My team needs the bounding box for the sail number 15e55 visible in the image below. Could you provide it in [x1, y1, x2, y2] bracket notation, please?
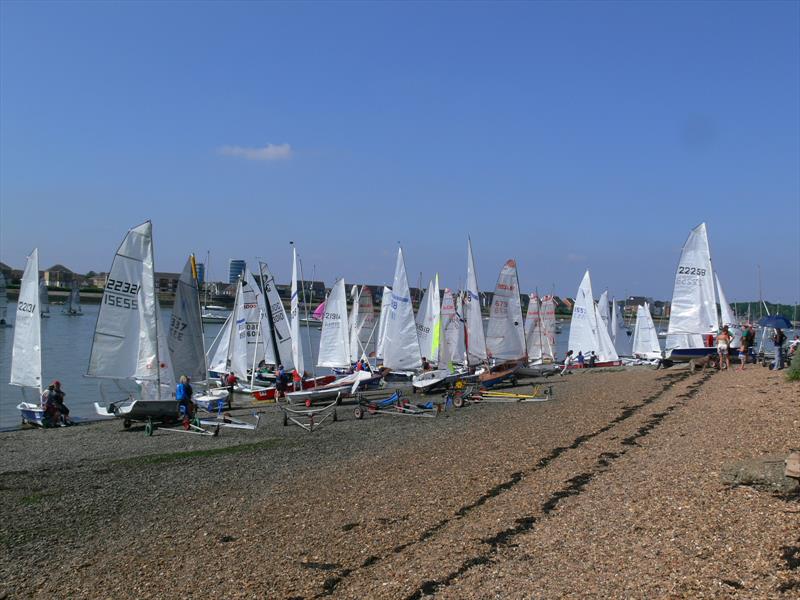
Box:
[105, 277, 140, 309]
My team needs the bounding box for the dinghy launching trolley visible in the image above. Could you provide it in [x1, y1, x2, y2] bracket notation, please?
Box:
[353, 389, 439, 419]
[445, 381, 553, 407]
[278, 397, 338, 432]
[143, 414, 219, 437]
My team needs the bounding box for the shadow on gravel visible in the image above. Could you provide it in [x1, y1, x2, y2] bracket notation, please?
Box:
[312, 370, 706, 599]
[402, 371, 714, 600]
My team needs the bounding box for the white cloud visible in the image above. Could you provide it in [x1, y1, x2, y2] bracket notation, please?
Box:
[218, 143, 292, 161]
[566, 253, 586, 263]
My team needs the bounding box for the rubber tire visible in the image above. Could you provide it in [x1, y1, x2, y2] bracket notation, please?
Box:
[453, 395, 464, 409]
[282, 412, 288, 426]
[123, 419, 132, 429]
[333, 409, 338, 422]
[144, 422, 154, 436]
[354, 406, 364, 419]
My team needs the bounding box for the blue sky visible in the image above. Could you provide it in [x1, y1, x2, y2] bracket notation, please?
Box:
[1, 1, 798, 303]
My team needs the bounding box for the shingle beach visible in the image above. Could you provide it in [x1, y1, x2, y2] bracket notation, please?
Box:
[2, 365, 798, 599]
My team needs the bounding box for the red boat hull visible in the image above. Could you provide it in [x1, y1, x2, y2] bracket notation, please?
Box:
[251, 375, 337, 401]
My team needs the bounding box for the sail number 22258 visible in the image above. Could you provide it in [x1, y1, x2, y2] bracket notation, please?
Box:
[677, 266, 707, 276]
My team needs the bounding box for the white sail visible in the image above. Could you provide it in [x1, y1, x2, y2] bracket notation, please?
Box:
[540, 296, 556, 359]
[229, 273, 266, 379]
[376, 286, 392, 360]
[207, 313, 232, 373]
[383, 248, 422, 371]
[167, 257, 206, 383]
[348, 285, 360, 363]
[666, 223, 719, 349]
[259, 262, 294, 370]
[594, 302, 619, 362]
[597, 290, 610, 335]
[441, 288, 465, 365]
[715, 273, 741, 348]
[290, 247, 305, 375]
[39, 278, 50, 316]
[69, 280, 82, 314]
[416, 276, 441, 364]
[632, 303, 662, 359]
[0, 272, 8, 322]
[567, 270, 603, 358]
[317, 278, 351, 368]
[10, 249, 42, 390]
[87, 221, 161, 384]
[610, 297, 618, 344]
[350, 286, 376, 362]
[486, 260, 526, 361]
[525, 294, 553, 361]
[465, 238, 487, 364]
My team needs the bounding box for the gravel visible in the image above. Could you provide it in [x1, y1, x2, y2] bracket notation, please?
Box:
[1, 365, 798, 598]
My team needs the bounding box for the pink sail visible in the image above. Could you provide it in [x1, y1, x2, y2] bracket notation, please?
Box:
[312, 301, 326, 321]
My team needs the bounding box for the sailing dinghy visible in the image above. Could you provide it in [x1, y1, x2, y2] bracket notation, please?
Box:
[0, 272, 10, 327]
[631, 303, 663, 361]
[62, 280, 83, 315]
[664, 223, 722, 363]
[167, 255, 229, 412]
[12, 249, 49, 426]
[566, 270, 620, 367]
[39, 279, 50, 318]
[91, 222, 180, 424]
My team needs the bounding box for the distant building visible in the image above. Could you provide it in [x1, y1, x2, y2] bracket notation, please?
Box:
[85, 273, 108, 288]
[229, 259, 246, 283]
[43, 264, 76, 288]
[154, 272, 180, 293]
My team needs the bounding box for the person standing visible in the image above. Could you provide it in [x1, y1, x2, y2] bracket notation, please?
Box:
[576, 351, 585, 369]
[560, 350, 574, 376]
[716, 326, 732, 371]
[51, 380, 71, 425]
[772, 328, 787, 370]
[225, 372, 237, 409]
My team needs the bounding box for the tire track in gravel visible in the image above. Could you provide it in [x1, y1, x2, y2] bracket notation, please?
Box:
[308, 369, 699, 599]
[404, 371, 715, 599]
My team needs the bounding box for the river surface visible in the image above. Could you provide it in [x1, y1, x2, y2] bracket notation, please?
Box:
[0, 302, 595, 430]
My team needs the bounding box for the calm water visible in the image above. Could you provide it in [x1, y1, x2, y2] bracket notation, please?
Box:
[0, 302, 586, 430]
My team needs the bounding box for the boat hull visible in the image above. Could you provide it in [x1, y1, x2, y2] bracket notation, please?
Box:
[665, 347, 718, 362]
[18, 402, 46, 427]
[94, 400, 179, 421]
[251, 375, 338, 401]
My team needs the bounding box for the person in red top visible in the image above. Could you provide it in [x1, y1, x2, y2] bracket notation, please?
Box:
[225, 372, 237, 409]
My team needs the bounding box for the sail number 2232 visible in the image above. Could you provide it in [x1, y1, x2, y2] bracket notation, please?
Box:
[105, 278, 140, 310]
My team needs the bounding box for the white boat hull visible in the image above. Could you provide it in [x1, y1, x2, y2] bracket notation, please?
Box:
[18, 402, 46, 427]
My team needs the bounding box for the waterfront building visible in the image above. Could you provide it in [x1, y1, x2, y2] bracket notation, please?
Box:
[229, 259, 246, 283]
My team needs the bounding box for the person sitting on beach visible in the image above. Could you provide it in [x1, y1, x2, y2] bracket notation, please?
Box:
[560, 350, 574, 376]
[51, 380, 71, 426]
[40, 384, 60, 427]
[576, 351, 585, 369]
[789, 335, 799, 358]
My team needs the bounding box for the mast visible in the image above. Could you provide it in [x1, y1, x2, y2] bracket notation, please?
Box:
[296, 247, 318, 382]
[191, 254, 210, 382]
[151, 227, 162, 401]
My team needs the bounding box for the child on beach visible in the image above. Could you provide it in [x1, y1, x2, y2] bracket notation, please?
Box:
[737, 345, 746, 371]
[560, 350, 574, 376]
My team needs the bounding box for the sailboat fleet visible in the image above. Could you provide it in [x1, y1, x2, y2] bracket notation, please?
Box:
[6, 219, 766, 428]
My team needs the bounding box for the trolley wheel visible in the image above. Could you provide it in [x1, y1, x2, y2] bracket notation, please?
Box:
[332, 409, 338, 422]
[144, 421, 154, 436]
[453, 395, 464, 409]
[354, 406, 364, 419]
[282, 412, 288, 427]
[123, 419, 132, 429]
